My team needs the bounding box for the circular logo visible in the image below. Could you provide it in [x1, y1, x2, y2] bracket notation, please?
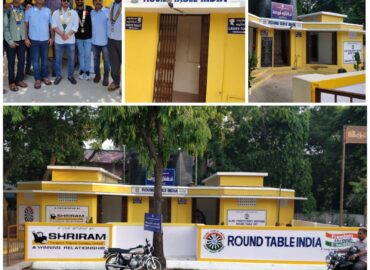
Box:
[24, 206, 34, 222]
[203, 230, 225, 253]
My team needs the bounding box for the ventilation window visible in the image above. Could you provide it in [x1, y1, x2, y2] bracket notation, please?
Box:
[58, 193, 78, 202]
[237, 198, 256, 206]
[24, 193, 34, 202]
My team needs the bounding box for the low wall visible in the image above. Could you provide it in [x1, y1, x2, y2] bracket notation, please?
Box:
[292, 71, 365, 102]
[292, 219, 338, 227]
[24, 222, 359, 265]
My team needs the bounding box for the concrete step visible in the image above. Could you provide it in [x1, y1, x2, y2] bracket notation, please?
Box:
[250, 68, 274, 93]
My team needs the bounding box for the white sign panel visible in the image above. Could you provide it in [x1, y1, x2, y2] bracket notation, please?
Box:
[18, 205, 40, 231]
[343, 42, 362, 64]
[26, 224, 111, 260]
[131, 186, 188, 195]
[46, 206, 89, 223]
[227, 210, 266, 226]
[199, 227, 358, 263]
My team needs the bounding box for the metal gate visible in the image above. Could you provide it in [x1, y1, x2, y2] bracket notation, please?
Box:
[198, 15, 210, 102]
[153, 14, 178, 102]
[6, 225, 25, 266]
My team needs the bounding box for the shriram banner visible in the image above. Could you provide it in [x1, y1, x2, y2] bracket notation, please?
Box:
[26, 223, 111, 260]
[199, 226, 358, 263]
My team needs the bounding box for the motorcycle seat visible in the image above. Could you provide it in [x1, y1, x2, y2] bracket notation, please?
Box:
[107, 248, 131, 253]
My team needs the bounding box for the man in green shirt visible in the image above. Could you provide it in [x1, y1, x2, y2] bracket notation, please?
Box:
[4, 0, 28, 92]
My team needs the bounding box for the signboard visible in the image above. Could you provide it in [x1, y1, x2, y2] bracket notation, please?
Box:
[25, 223, 111, 260]
[125, 17, 143, 30]
[345, 126, 367, 144]
[228, 18, 245, 34]
[198, 226, 359, 263]
[261, 18, 302, 29]
[271, 2, 293, 20]
[295, 31, 302, 38]
[227, 210, 266, 226]
[46, 206, 89, 223]
[343, 42, 362, 64]
[19, 205, 40, 231]
[132, 186, 188, 195]
[144, 213, 162, 233]
[140, 0, 230, 3]
[146, 168, 176, 186]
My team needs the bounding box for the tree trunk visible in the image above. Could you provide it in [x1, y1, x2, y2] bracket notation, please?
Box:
[153, 161, 166, 267]
[42, 152, 56, 181]
[3, 155, 17, 183]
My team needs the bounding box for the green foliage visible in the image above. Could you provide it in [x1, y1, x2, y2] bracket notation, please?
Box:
[248, 53, 258, 89]
[3, 106, 96, 183]
[353, 52, 362, 71]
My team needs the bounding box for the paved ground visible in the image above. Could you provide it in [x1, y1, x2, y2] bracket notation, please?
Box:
[3, 59, 121, 103]
[249, 73, 313, 103]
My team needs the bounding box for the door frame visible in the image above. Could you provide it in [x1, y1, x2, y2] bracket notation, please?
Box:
[153, 14, 210, 103]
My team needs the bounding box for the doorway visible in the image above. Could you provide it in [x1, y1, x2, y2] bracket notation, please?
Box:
[306, 32, 337, 65]
[274, 30, 290, 66]
[153, 14, 210, 103]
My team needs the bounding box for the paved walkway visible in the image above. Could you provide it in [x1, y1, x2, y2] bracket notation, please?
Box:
[3, 59, 121, 103]
[249, 73, 312, 103]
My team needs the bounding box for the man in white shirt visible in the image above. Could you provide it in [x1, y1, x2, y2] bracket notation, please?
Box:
[51, 0, 79, 85]
[338, 228, 367, 270]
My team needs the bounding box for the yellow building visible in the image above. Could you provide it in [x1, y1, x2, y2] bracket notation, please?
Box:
[248, 11, 365, 72]
[125, 0, 245, 103]
[14, 166, 306, 239]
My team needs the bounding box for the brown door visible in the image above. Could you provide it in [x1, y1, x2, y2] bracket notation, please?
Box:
[332, 32, 337, 65]
[153, 15, 178, 102]
[97, 195, 102, 223]
[121, 197, 128, 222]
[198, 15, 210, 102]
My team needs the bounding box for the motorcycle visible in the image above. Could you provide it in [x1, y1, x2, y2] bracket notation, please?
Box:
[104, 238, 162, 270]
[326, 246, 360, 270]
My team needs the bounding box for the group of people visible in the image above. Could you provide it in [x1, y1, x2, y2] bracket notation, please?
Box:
[3, 0, 121, 92]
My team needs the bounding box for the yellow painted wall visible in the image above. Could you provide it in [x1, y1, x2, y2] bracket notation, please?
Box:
[219, 176, 264, 187]
[125, 12, 159, 102]
[51, 170, 118, 183]
[17, 193, 97, 239]
[337, 31, 365, 71]
[127, 196, 149, 223]
[206, 13, 245, 102]
[171, 198, 192, 223]
[219, 198, 294, 226]
[290, 30, 306, 69]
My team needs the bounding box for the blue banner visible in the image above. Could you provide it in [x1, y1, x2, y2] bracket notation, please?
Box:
[144, 213, 162, 233]
[146, 168, 176, 186]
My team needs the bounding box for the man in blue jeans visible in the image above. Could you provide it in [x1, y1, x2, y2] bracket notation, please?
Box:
[51, 0, 79, 85]
[25, 0, 54, 89]
[91, 0, 109, 86]
[4, 0, 28, 92]
[75, 0, 93, 80]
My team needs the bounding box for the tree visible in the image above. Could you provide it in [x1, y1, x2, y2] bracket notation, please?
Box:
[98, 106, 213, 266]
[3, 106, 95, 184]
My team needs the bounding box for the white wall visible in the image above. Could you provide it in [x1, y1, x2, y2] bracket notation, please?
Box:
[318, 32, 332, 64]
[111, 224, 198, 258]
[173, 16, 202, 95]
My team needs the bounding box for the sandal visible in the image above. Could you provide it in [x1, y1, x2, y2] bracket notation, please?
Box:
[9, 83, 19, 92]
[34, 80, 42, 89]
[108, 82, 120, 92]
[42, 78, 52, 85]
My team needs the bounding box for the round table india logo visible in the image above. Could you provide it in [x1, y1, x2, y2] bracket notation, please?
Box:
[203, 230, 225, 253]
[24, 206, 34, 222]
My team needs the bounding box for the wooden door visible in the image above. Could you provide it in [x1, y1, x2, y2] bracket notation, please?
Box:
[153, 15, 178, 102]
[198, 15, 210, 102]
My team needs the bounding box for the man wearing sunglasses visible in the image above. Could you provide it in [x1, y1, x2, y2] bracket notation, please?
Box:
[338, 228, 367, 270]
[51, 0, 79, 85]
[75, 0, 93, 81]
[107, 0, 121, 92]
[91, 0, 110, 86]
[25, 0, 54, 89]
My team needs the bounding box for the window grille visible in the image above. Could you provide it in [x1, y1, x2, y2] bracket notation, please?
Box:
[58, 193, 78, 202]
[237, 198, 256, 206]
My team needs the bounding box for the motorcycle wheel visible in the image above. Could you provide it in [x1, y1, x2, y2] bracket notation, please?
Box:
[105, 254, 123, 270]
[145, 257, 162, 270]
